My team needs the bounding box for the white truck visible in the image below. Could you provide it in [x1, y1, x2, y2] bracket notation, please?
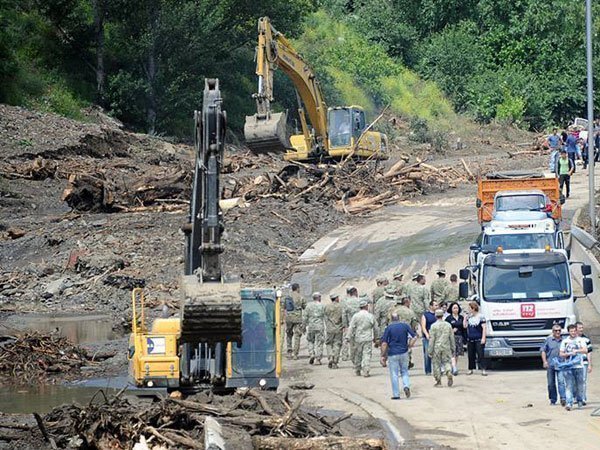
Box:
[469, 212, 565, 265]
[459, 248, 593, 359]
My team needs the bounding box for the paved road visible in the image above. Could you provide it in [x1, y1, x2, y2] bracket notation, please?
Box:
[283, 166, 600, 449]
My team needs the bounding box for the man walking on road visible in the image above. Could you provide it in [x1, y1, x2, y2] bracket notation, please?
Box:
[325, 293, 344, 369]
[428, 309, 455, 387]
[374, 287, 397, 341]
[559, 324, 588, 410]
[431, 269, 450, 303]
[555, 150, 574, 199]
[342, 286, 360, 361]
[547, 128, 562, 172]
[285, 283, 306, 359]
[381, 312, 417, 400]
[410, 274, 430, 318]
[303, 292, 325, 365]
[540, 324, 566, 405]
[576, 321, 592, 405]
[348, 298, 375, 377]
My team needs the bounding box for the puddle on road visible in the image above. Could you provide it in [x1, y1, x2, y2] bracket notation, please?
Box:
[2, 313, 118, 344]
[0, 383, 121, 414]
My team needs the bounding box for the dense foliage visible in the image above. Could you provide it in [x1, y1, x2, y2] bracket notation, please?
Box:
[328, 0, 599, 129]
[2, 0, 598, 134]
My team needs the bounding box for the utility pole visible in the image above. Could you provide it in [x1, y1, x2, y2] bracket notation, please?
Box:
[586, 0, 596, 235]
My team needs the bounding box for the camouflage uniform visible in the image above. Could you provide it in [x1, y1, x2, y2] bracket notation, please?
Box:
[431, 278, 451, 303]
[371, 286, 385, 307]
[348, 307, 375, 377]
[374, 291, 395, 340]
[303, 299, 325, 363]
[410, 284, 430, 318]
[324, 300, 343, 367]
[388, 304, 418, 330]
[444, 283, 460, 303]
[428, 319, 456, 385]
[285, 292, 306, 358]
[341, 296, 360, 361]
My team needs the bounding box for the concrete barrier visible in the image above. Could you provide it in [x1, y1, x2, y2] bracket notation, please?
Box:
[570, 226, 600, 315]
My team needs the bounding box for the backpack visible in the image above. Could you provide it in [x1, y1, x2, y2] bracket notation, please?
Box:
[284, 296, 295, 312]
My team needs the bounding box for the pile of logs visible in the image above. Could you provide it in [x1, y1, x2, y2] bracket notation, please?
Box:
[0, 332, 90, 382]
[40, 389, 386, 450]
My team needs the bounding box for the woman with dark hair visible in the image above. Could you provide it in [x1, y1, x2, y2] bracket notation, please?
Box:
[445, 302, 465, 375]
[463, 301, 487, 376]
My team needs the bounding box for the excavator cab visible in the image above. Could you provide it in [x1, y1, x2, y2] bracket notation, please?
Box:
[328, 107, 366, 148]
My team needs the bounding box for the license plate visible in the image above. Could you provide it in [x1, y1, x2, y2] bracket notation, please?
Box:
[489, 348, 513, 357]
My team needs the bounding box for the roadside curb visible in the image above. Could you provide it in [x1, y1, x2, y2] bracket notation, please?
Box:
[328, 388, 406, 447]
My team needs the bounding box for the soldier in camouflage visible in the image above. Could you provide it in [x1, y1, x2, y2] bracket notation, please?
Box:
[284, 283, 306, 359]
[389, 271, 405, 296]
[348, 299, 375, 377]
[410, 274, 430, 318]
[430, 269, 451, 304]
[324, 293, 343, 369]
[428, 309, 456, 387]
[303, 292, 326, 365]
[374, 286, 397, 340]
[371, 277, 389, 308]
[387, 296, 418, 331]
[341, 286, 360, 361]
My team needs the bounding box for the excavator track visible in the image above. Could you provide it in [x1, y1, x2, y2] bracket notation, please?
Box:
[179, 276, 242, 344]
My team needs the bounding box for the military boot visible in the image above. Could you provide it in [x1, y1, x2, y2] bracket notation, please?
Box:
[447, 374, 454, 387]
[309, 357, 314, 365]
[328, 360, 333, 369]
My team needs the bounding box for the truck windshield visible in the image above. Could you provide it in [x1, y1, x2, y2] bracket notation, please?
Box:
[485, 233, 555, 250]
[496, 195, 546, 212]
[231, 298, 276, 376]
[482, 262, 570, 302]
[328, 109, 352, 148]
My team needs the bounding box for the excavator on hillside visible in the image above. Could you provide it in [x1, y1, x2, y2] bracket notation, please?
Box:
[128, 79, 281, 392]
[244, 16, 388, 161]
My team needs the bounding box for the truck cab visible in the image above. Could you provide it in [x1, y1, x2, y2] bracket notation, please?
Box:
[469, 215, 564, 265]
[460, 248, 593, 359]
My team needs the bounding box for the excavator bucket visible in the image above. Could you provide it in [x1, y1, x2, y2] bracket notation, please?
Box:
[244, 111, 289, 153]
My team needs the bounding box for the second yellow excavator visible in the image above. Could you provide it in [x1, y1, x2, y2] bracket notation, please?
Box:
[244, 17, 388, 161]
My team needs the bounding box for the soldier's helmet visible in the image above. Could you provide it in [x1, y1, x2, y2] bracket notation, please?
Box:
[359, 298, 369, 308]
[384, 286, 396, 297]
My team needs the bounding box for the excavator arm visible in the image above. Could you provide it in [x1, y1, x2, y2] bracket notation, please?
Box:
[245, 16, 329, 156]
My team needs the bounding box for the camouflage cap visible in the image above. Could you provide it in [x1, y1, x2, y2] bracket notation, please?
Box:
[330, 293, 339, 300]
[411, 272, 422, 281]
[346, 285, 355, 293]
[435, 308, 444, 317]
[436, 269, 447, 275]
[312, 292, 322, 299]
[393, 270, 403, 279]
[359, 298, 369, 308]
[376, 277, 388, 283]
[384, 286, 396, 296]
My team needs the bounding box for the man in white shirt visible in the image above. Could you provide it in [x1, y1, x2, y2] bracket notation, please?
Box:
[559, 324, 588, 410]
[576, 321, 593, 405]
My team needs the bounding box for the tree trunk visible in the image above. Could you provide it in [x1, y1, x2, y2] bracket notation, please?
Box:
[92, 0, 106, 105]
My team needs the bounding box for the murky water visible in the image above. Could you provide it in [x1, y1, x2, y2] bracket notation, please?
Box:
[1, 313, 118, 344]
[0, 383, 121, 413]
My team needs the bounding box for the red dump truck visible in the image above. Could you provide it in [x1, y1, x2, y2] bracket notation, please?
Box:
[476, 172, 563, 224]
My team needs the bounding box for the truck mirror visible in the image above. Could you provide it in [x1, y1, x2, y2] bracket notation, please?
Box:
[582, 264, 592, 276]
[476, 199, 482, 208]
[459, 269, 470, 280]
[583, 277, 594, 295]
[469, 244, 480, 251]
[459, 282, 469, 299]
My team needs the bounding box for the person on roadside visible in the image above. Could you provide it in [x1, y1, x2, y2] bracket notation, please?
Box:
[428, 309, 455, 387]
[380, 312, 417, 400]
[576, 321, 593, 405]
[284, 283, 306, 360]
[548, 128, 562, 172]
[303, 292, 325, 365]
[559, 324, 588, 410]
[445, 302, 466, 375]
[464, 301, 487, 376]
[565, 132, 578, 170]
[324, 293, 343, 369]
[555, 150, 575, 199]
[348, 298, 375, 377]
[431, 269, 450, 303]
[420, 300, 439, 375]
[540, 324, 566, 406]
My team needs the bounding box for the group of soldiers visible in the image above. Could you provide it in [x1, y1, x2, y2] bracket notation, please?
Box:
[283, 268, 461, 383]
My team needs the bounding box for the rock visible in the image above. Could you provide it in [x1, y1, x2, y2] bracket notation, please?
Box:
[76, 253, 125, 276]
[44, 277, 70, 296]
[6, 227, 26, 239]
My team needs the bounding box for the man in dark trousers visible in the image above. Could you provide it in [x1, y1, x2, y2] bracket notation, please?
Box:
[555, 149, 574, 198]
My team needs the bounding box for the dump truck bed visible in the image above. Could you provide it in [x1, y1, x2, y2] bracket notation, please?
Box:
[477, 172, 562, 223]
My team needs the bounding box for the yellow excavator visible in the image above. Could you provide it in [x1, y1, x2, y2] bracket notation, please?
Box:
[244, 16, 388, 161]
[128, 79, 281, 392]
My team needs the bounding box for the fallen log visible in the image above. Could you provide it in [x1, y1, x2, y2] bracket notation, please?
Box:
[382, 159, 406, 178]
[461, 158, 474, 180]
[252, 436, 386, 450]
